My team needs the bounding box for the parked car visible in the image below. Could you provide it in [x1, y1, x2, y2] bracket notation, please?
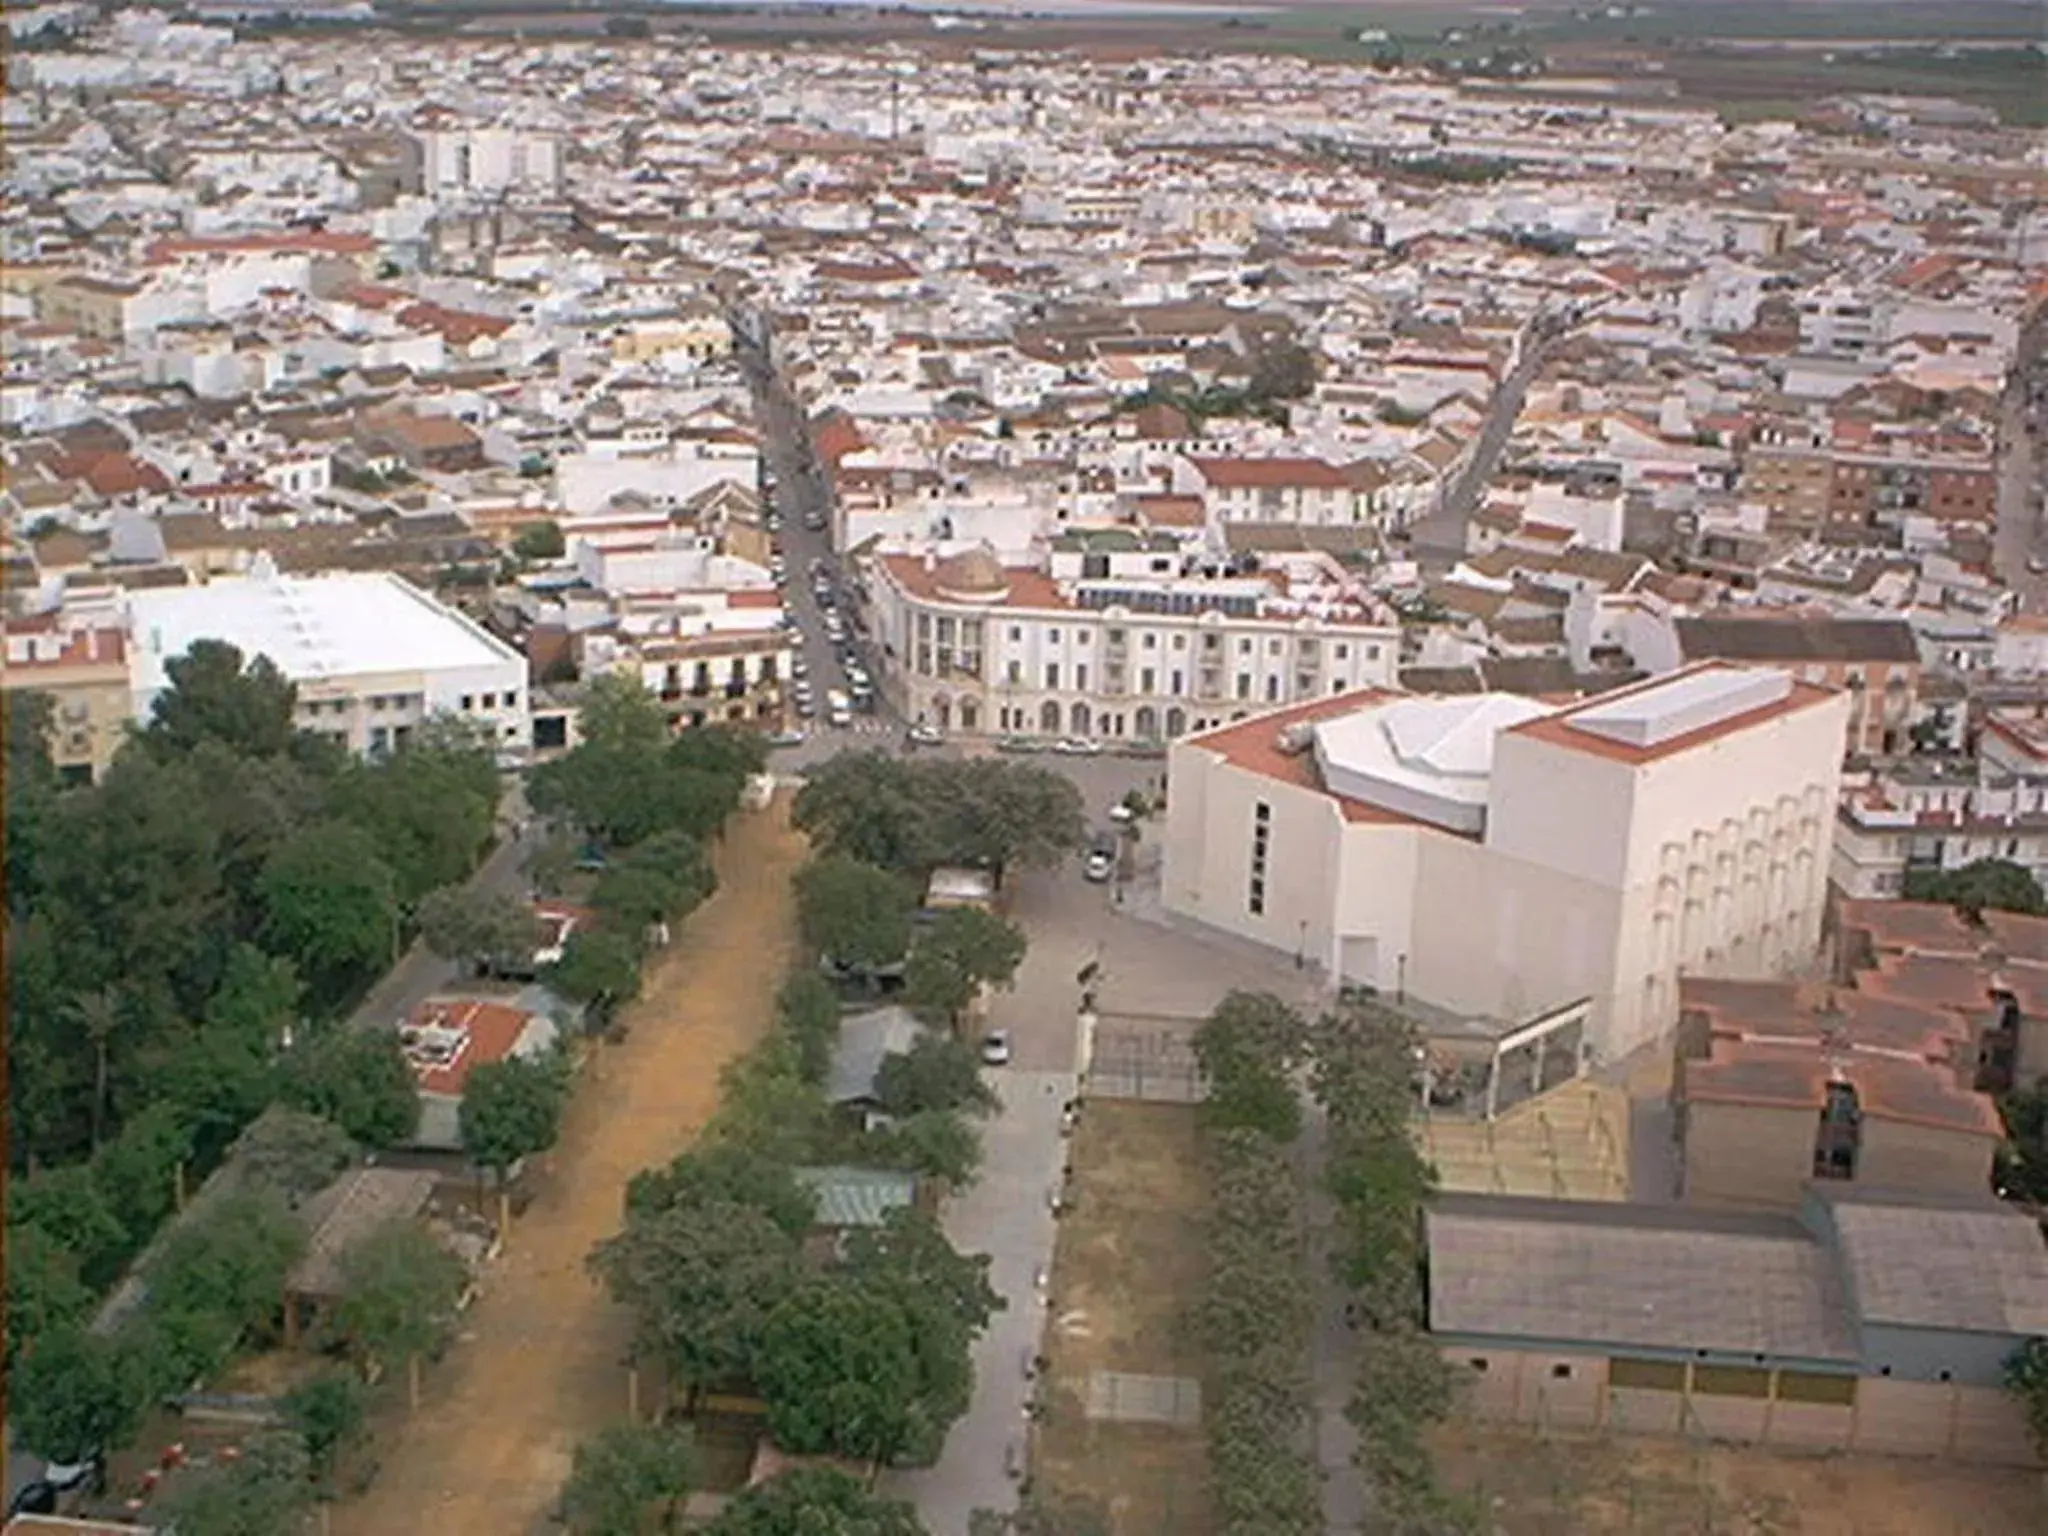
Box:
[1052, 736, 1103, 756]
[906, 723, 944, 748]
[997, 735, 1044, 754]
[789, 655, 809, 679]
[980, 1029, 1012, 1066]
[765, 728, 807, 748]
[1083, 846, 1116, 883]
[1108, 800, 1137, 825]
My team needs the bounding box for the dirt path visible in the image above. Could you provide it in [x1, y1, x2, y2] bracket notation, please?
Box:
[332, 799, 806, 1536]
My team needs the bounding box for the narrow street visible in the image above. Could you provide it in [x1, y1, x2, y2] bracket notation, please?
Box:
[329, 799, 807, 1536]
[1405, 313, 1561, 570]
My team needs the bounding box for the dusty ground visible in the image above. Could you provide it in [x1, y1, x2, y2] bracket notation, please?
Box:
[330, 798, 806, 1536]
[1034, 1101, 1213, 1536]
[1433, 1421, 2048, 1536]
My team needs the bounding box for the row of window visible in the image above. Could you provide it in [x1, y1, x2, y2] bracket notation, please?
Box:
[1248, 801, 1272, 917]
[990, 621, 1376, 664]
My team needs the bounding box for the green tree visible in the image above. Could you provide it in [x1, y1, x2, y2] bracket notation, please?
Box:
[72, 983, 125, 1151]
[460, 1050, 570, 1187]
[624, 1143, 818, 1237]
[147, 1190, 305, 1346]
[4, 1222, 92, 1371]
[10, 1164, 130, 1292]
[513, 519, 567, 562]
[417, 885, 544, 975]
[1904, 857, 2046, 916]
[550, 924, 646, 1012]
[1247, 337, 1320, 401]
[560, 1420, 696, 1536]
[870, 1108, 982, 1187]
[706, 1467, 927, 1536]
[591, 1199, 807, 1392]
[155, 1428, 313, 1536]
[2007, 1336, 2048, 1458]
[333, 1219, 468, 1400]
[756, 1276, 927, 1463]
[1999, 1078, 2048, 1205]
[710, 1034, 832, 1166]
[792, 752, 936, 874]
[528, 675, 745, 849]
[142, 638, 299, 761]
[258, 820, 400, 997]
[92, 1100, 194, 1241]
[10, 1324, 144, 1463]
[796, 855, 918, 968]
[904, 906, 1027, 1025]
[776, 969, 843, 1084]
[280, 1027, 421, 1148]
[1194, 992, 1308, 1142]
[874, 1034, 998, 1120]
[593, 830, 716, 931]
[334, 721, 500, 905]
[239, 1108, 356, 1207]
[920, 758, 1087, 878]
[282, 1369, 368, 1487]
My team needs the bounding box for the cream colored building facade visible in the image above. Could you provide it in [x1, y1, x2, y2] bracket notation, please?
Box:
[1162, 663, 1850, 1063]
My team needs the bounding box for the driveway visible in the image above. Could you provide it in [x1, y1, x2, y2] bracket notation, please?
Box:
[886, 842, 1319, 1532]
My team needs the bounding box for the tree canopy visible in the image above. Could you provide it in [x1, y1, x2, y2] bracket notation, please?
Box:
[461, 1050, 571, 1184]
[874, 1034, 999, 1121]
[9, 1324, 143, 1464]
[796, 854, 919, 968]
[333, 1218, 469, 1371]
[279, 1027, 420, 1148]
[1903, 858, 2046, 917]
[417, 885, 544, 975]
[904, 905, 1027, 1025]
[528, 677, 763, 849]
[706, 1467, 927, 1536]
[155, 1429, 313, 1536]
[793, 752, 1085, 879]
[560, 1420, 696, 1536]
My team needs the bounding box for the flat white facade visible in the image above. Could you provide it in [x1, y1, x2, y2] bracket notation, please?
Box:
[1161, 663, 1850, 1062]
[125, 563, 530, 758]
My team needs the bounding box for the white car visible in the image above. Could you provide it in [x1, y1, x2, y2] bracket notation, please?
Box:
[980, 1029, 1012, 1066]
[1052, 736, 1102, 756]
[906, 723, 944, 748]
[1083, 848, 1115, 883]
[1107, 801, 1137, 825]
[765, 728, 807, 748]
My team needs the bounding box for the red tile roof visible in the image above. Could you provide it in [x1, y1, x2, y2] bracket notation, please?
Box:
[403, 998, 536, 1096]
[1186, 456, 1351, 490]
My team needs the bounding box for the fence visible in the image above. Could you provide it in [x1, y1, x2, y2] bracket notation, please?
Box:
[1085, 1013, 1207, 1103]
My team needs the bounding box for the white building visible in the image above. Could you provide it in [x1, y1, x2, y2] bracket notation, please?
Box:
[125, 559, 530, 759]
[866, 542, 1401, 741]
[416, 128, 563, 200]
[1161, 663, 1850, 1062]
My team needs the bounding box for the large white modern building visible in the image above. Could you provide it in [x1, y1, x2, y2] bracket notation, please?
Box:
[1161, 663, 1852, 1062]
[125, 559, 531, 758]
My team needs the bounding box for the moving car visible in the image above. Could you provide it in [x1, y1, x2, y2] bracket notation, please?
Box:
[906, 722, 943, 748]
[1083, 846, 1116, 883]
[980, 1029, 1012, 1066]
[826, 688, 853, 728]
[1108, 800, 1137, 825]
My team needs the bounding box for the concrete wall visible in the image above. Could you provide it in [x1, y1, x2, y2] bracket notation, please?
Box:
[1441, 1345, 2041, 1468]
[1855, 1119, 1997, 1203]
[1860, 1325, 2030, 1391]
[1680, 1100, 1815, 1209]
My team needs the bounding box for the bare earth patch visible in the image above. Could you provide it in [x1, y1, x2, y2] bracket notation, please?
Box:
[330, 799, 806, 1536]
[1034, 1100, 1213, 1536]
[1432, 1420, 2048, 1536]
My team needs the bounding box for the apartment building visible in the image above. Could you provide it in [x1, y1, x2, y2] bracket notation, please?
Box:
[2, 610, 134, 782]
[1671, 615, 1920, 759]
[1162, 663, 1851, 1063]
[1172, 455, 1387, 529]
[125, 558, 531, 759]
[865, 540, 1400, 742]
[1832, 704, 2048, 899]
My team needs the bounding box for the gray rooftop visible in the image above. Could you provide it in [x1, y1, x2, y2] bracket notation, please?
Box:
[795, 1165, 918, 1229]
[826, 1005, 924, 1106]
[1426, 1195, 1859, 1364]
[288, 1166, 440, 1299]
[1827, 1196, 2048, 1337]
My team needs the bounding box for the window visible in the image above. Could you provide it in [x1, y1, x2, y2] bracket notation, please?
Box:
[1467, 1358, 1489, 1374]
[1008, 660, 1022, 684]
[1366, 645, 1381, 662]
[1107, 627, 1125, 644]
[461, 695, 475, 711]
[1048, 628, 1061, 644]
[480, 693, 496, 709]
[1550, 1364, 1573, 1381]
[1174, 634, 1188, 651]
[1075, 664, 1090, 690]
[1010, 626, 1023, 642]
[1235, 674, 1251, 700]
[1335, 643, 1350, 661]
[1143, 632, 1157, 649]
[504, 691, 518, 709]
[1045, 663, 1061, 689]
[1249, 801, 1271, 915]
[1268, 638, 1282, 656]
[1237, 637, 1252, 655]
